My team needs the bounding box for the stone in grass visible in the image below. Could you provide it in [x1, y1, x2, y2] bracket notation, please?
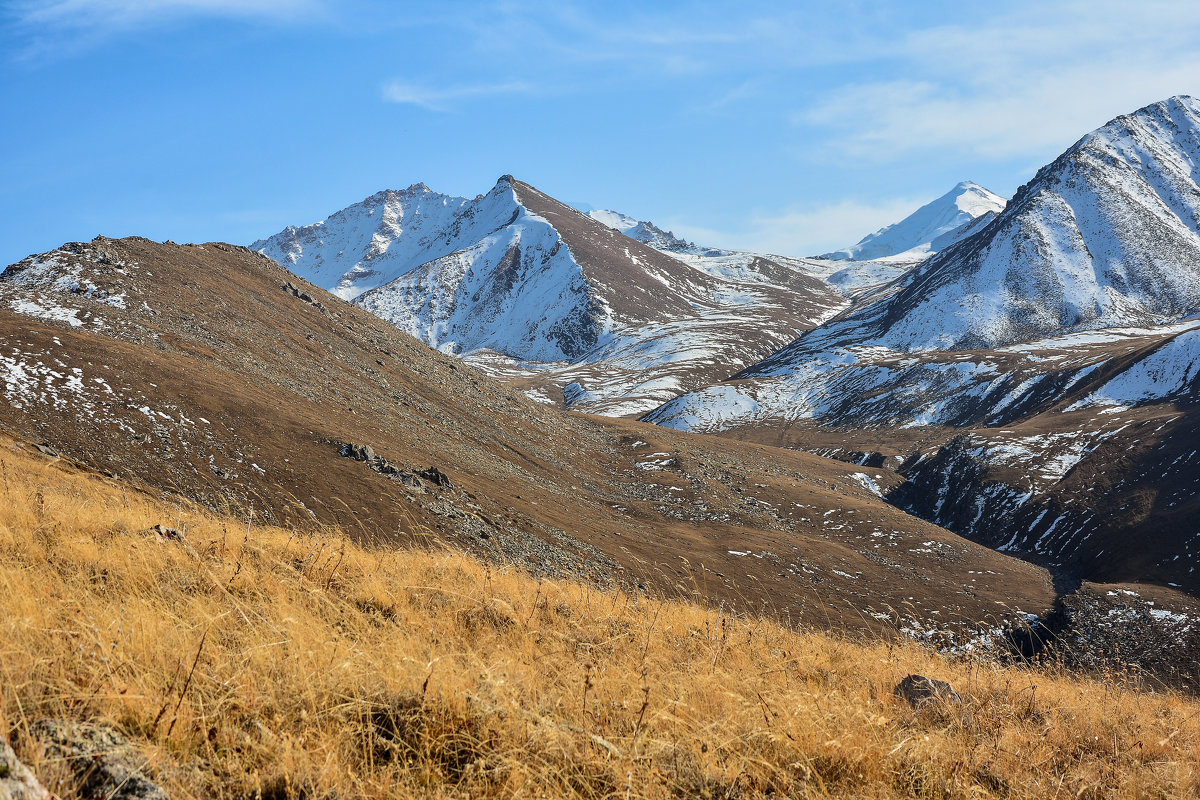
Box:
[0, 738, 51, 800]
[894, 674, 962, 707]
[137, 524, 185, 543]
[29, 720, 168, 800]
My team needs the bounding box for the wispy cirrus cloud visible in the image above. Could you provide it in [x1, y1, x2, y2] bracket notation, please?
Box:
[381, 80, 533, 111]
[666, 196, 923, 257]
[10, 0, 322, 28]
[5, 0, 326, 60]
[797, 0, 1200, 163]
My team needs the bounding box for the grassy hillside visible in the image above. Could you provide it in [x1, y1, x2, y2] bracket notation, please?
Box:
[1, 436, 1198, 799]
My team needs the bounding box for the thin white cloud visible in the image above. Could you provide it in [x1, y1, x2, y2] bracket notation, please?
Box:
[7, 0, 324, 59]
[798, 0, 1200, 162]
[381, 80, 533, 111]
[665, 196, 924, 258]
[697, 78, 766, 113]
[14, 0, 321, 28]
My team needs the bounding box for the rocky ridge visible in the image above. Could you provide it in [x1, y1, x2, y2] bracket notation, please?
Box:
[254, 176, 849, 416]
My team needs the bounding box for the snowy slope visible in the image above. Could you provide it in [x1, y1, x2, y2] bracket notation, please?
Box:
[254, 177, 847, 413]
[352, 180, 613, 361]
[254, 178, 611, 361]
[649, 96, 1200, 433]
[252, 184, 498, 301]
[819, 182, 1005, 261]
[644, 321, 1200, 433]
[586, 210, 699, 254]
[1068, 326, 1200, 410]
[745, 95, 1200, 372]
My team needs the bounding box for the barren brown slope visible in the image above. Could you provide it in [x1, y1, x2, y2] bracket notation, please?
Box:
[0, 236, 1055, 635]
[510, 177, 715, 323]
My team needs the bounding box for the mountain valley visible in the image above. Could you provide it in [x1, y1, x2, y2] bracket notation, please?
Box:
[649, 96, 1200, 599]
[0, 236, 1066, 651]
[4, 97, 1200, 689]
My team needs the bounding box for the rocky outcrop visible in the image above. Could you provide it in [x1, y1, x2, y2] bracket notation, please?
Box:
[0, 738, 50, 800]
[29, 720, 168, 800]
[894, 675, 962, 707]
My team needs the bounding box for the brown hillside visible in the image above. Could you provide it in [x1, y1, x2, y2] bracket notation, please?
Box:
[0, 236, 1054, 635]
[2, 437, 1198, 800]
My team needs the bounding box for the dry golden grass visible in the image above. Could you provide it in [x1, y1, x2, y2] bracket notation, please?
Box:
[1, 440, 1199, 799]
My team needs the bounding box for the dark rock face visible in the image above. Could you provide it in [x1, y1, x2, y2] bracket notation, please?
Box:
[416, 466, 451, 488]
[1005, 583, 1200, 692]
[282, 281, 326, 311]
[546, 298, 605, 361]
[339, 442, 450, 489]
[894, 674, 962, 707]
[342, 442, 377, 463]
[29, 720, 168, 800]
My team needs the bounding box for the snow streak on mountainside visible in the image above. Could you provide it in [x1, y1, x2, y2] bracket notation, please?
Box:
[586, 209, 700, 254]
[645, 321, 1200, 433]
[254, 177, 848, 414]
[796, 96, 1200, 357]
[820, 182, 1005, 261]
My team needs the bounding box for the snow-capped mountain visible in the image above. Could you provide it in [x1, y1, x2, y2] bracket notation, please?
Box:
[254, 176, 709, 362]
[644, 96, 1200, 592]
[819, 181, 1006, 261]
[648, 95, 1200, 432]
[586, 209, 700, 254]
[253, 176, 847, 414]
[801, 96, 1200, 356]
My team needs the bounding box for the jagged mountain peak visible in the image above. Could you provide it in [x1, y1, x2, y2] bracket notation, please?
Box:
[819, 181, 1006, 262]
[586, 208, 698, 254]
[251, 176, 721, 362]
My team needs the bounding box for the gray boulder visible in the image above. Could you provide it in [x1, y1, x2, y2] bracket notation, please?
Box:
[894, 674, 962, 707]
[29, 720, 167, 800]
[0, 739, 50, 800]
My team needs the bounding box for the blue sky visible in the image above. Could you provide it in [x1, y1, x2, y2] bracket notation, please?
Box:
[2, 0, 1199, 266]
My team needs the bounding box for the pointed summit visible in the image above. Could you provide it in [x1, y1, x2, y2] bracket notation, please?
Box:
[820, 182, 1006, 261]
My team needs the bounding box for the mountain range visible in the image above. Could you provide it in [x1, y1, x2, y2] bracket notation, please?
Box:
[249, 94, 1200, 600]
[5, 95, 1200, 679]
[648, 95, 1200, 593]
[254, 175, 849, 416]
